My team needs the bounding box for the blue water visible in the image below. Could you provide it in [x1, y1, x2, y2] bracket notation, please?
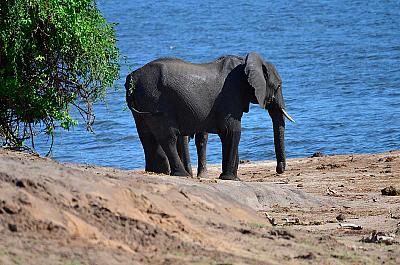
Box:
[37, 0, 400, 169]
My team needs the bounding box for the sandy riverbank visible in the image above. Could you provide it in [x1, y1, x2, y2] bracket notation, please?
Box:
[0, 149, 399, 264]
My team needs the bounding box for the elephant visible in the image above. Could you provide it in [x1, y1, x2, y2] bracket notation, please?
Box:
[125, 52, 294, 180]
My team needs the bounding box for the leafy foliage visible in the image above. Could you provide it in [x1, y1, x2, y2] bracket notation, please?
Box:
[0, 0, 120, 150]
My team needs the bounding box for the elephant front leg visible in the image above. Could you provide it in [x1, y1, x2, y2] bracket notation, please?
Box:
[195, 132, 208, 178]
[218, 120, 241, 181]
[133, 113, 170, 174]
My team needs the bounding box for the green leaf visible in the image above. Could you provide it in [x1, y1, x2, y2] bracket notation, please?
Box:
[0, 0, 121, 151]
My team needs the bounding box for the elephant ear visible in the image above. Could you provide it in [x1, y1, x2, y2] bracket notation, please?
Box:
[244, 52, 267, 109]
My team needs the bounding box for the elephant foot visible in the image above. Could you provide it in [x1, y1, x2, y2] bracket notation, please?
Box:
[219, 173, 240, 181]
[171, 169, 191, 177]
[276, 162, 286, 174]
[197, 169, 208, 179]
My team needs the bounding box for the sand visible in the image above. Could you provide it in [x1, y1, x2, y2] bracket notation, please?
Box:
[0, 149, 399, 264]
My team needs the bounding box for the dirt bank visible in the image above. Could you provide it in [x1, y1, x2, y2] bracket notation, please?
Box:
[0, 149, 399, 264]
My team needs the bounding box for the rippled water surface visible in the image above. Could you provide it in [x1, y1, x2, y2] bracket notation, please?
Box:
[37, 0, 400, 169]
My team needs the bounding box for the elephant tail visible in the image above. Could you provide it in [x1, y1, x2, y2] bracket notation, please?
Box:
[129, 104, 156, 115]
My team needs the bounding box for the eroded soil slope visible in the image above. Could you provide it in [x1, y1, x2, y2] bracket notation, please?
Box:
[0, 149, 399, 265]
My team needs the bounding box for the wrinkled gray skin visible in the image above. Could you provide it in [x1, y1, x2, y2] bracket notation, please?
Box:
[126, 52, 288, 180]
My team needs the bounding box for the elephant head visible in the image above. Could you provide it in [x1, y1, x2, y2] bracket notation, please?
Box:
[244, 52, 294, 174]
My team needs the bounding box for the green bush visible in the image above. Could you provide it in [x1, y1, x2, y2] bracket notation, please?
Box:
[0, 0, 120, 150]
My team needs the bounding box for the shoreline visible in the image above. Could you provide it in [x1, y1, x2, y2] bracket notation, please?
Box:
[6, 147, 398, 172]
[0, 149, 399, 264]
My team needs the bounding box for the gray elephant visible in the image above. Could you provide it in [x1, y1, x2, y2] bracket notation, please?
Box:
[126, 52, 294, 180]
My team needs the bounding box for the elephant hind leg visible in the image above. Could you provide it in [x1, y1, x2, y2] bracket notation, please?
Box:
[147, 118, 190, 177]
[147, 143, 170, 174]
[133, 114, 170, 174]
[158, 135, 190, 176]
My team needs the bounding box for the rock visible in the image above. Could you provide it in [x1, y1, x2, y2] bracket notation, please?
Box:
[238, 228, 254, 235]
[336, 213, 346, 222]
[3, 201, 21, 214]
[284, 217, 300, 225]
[268, 229, 295, 240]
[265, 212, 278, 226]
[295, 252, 316, 260]
[8, 223, 18, 232]
[381, 186, 400, 196]
[310, 152, 325, 158]
[379, 156, 396, 162]
[361, 231, 397, 245]
[17, 192, 31, 205]
[15, 179, 26, 188]
[339, 223, 363, 230]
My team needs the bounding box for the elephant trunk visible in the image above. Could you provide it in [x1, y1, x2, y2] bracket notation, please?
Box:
[268, 107, 286, 174]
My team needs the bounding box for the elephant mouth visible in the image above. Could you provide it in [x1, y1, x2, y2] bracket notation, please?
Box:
[281, 108, 295, 123]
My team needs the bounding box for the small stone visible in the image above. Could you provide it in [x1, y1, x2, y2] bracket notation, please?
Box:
[15, 180, 26, 188]
[336, 213, 346, 222]
[3, 201, 20, 214]
[361, 231, 397, 245]
[384, 157, 395, 162]
[18, 193, 31, 205]
[381, 186, 400, 196]
[295, 252, 316, 260]
[8, 223, 18, 232]
[268, 229, 295, 240]
[310, 152, 325, 158]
